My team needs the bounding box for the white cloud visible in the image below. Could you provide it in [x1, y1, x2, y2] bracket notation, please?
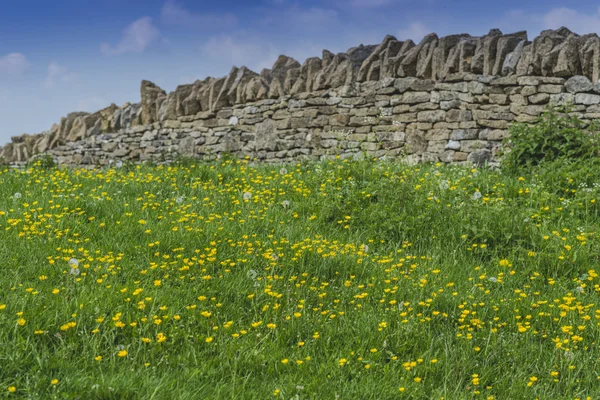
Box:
[45, 62, 76, 89]
[258, 4, 339, 30]
[200, 32, 280, 71]
[541, 7, 600, 35]
[396, 22, 431, 42]
[161, 1, 237, 28]
[0, 53, 30, 75]
[101, 17, 161, 55]
[348, 0, 397, 8]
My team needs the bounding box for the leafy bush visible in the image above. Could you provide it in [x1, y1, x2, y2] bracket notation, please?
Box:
[27, 153, 56, 170]
[499, 104, 600, 174]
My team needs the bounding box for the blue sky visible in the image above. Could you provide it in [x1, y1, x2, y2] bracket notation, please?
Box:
[1, 0, 599, 143]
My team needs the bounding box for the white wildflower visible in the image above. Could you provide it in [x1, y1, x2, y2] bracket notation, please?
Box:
[575, 286, 584, 294]
[564, 350, 574, 360]
[280, 167, 288, 175]
[243, 192, 252, 200]
[362, 244, 369, 253]
[69, 258, 79, 267]
[282, 200, 290, 208]
[115, 160, 123, 168]
[471, 191, 482, 200]
[439, 181, 449, 190]
[69, 268, 80, 276]
[176, 196, 183, 204]
[488, 277, 498, 283]
[13, 192, 21, 199]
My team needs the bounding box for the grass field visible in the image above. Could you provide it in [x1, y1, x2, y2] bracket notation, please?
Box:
[2, 154, 600, 399]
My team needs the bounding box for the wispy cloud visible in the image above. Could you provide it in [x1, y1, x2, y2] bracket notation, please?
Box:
[45, 62, 76, 89]
[101, 17, 161, 55]
[161, 1, 237, 29]
[199, 32, 280, 71]
[0, 53, 30, 75]
[541, 7, 600, 35]
[348, 0, 399, 8]
[396, 22, 431, 42]
[258, 4, 339, 31]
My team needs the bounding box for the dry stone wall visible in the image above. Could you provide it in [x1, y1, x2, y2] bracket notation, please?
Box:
[4, 27, 600, 167]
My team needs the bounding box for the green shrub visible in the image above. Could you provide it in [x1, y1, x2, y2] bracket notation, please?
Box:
[499, 104, 600, 174]
[27, 153, 56, 170]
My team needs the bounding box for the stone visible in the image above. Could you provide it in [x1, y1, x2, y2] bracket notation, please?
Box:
[549, 92, 575, 105]
[450, 129, 478, 140]
[467, 148, 492, 166]
[418, 110, 446, 123]
[565, 76, 593, 93]
[400, 91, 430, 103]
[538, 84, 563, 94]
[528, 93, 550, 104]
[445, 140, 461, 150]
[140, 80, 167, 125]
[575, 93, 600, 105]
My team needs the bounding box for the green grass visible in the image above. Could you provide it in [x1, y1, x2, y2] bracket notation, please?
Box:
[2, 154, 600, 399]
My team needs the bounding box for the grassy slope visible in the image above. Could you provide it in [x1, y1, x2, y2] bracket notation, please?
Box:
[1, 155, 600, 399]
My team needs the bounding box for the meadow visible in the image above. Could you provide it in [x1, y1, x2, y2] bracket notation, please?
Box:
[3, 139, 600, 398]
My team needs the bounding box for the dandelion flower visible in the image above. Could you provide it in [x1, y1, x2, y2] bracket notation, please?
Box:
[117, 350, 127, 357]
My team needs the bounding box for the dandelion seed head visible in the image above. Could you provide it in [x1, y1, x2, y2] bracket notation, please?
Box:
[247, 269, 258, 280]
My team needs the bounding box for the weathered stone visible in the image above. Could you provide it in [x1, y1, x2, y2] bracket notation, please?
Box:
[418, 110, 446, 123]
[565, 76, 593, 93]
[446, 109, 472, 122]
[528, 93, 550, 104]
[549, 92, 575, 105]
[450, 129, 478, 140]
[538, 84, 563, 94]
[140, 80, 167, 125]
[575, 93, 600, 105]
[467, 148, 492, 166]
[400, 91, 430, 103]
